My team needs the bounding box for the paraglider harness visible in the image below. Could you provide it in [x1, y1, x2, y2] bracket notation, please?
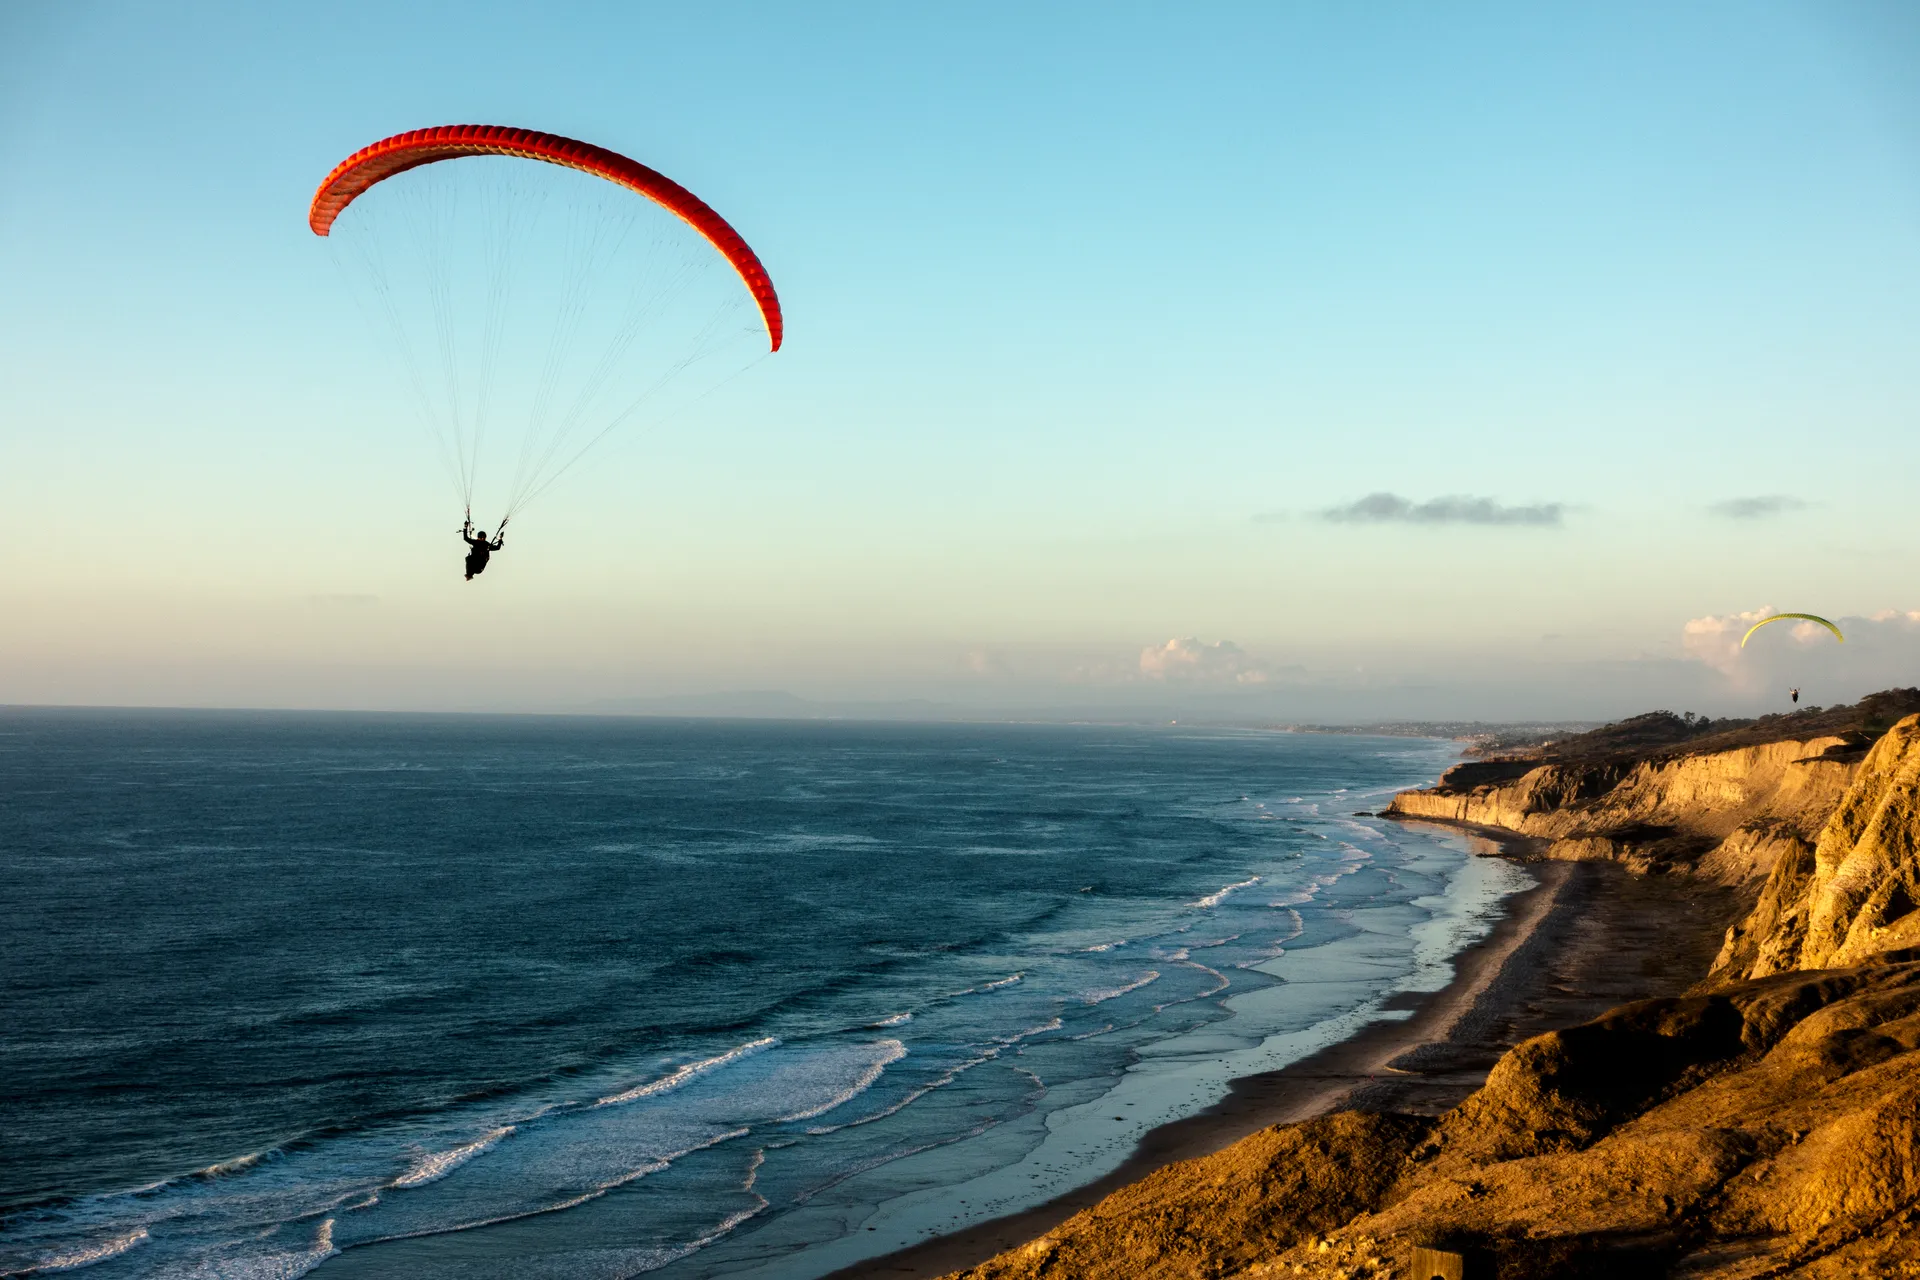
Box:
[461, 508, 507, 581]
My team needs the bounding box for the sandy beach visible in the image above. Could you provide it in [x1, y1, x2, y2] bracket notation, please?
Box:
[829, 821, 1741, 1279]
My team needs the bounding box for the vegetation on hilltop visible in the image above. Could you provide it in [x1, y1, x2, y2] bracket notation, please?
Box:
[1416, 690, 1920, 797]
[1509, 688, 1920, 767]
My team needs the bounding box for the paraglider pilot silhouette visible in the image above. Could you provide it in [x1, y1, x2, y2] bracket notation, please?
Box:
[309, 126, 784, 581]
[461, 517, 505, 581]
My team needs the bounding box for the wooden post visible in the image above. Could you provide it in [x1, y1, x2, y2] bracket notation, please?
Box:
[1410, 1246, 1466, 1280]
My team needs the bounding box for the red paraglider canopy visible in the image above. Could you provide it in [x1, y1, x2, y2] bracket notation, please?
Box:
[309, 125, 783, 352]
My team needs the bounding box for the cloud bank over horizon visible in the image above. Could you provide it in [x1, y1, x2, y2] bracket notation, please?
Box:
[1682, 607, 1920, 697]
[1137, 637, 1285, 685]
[9, 612, 1916, 724]
[1319, 493, 1566, 527]
[1707, 495, 1810, 520]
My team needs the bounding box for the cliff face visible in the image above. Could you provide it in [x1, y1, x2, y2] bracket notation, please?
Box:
[1389, 713, 1920, 988]
[1387, 735, 1855, 880]
[1717, 714, 1920, 980]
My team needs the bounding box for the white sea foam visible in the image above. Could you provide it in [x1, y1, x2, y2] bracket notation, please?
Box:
[113, 1148, 267, 1203]
[619, 1196, 773, 1272]
[391, 1125, 515, 1188]
[806, 1019, 1061, 1136]
[1189, 876, 1260, 908]
[1235, 923, 1303, 966]
[1156, 961, 1230, 1009]
[698, 1199, 769, 1246]
[597, 1037, 779, 1107]
[27, 1228, 150, 1273]
[775, 1040, 907, 1122]
[1001, 1016, 1063, 1043]
[374, 1129, 751, 1245]
[176, 1217, 337, 1280]
[198, 1152, 266, 1179]
[1080, 939, 1127, 952]
[1175, 932, 1241, 952]
[946, 972, 1023, 997]
[1083, 972, 1160, 1005]
[807, 1088, 931, 1136]
[870, 1012, 912, 1027]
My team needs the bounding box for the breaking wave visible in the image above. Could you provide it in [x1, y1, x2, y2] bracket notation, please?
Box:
[391, 1126, 515, 1188]
[776, 1040, 907, 1122]
[597, 1037, 779, 1107]
[1083, 971, 1161, 1005]
[1189, 876, 1261, 908]
[21, 1228, 150, 1274]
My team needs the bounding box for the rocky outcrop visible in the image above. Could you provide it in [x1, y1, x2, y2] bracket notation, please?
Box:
[1389, 736, 1856, 880]
[941, 1112, 1433, 1280]
[947, 957, 1920, 1280]
[1717, 713, 1920, 980]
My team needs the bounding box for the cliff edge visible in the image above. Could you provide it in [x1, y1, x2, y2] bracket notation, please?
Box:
[1385, 729, 1855, 881]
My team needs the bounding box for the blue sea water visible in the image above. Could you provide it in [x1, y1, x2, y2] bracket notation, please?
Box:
[0, 710, 1524, 1279]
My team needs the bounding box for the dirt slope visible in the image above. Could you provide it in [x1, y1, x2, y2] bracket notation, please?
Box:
[949, 957, 1920, 1279]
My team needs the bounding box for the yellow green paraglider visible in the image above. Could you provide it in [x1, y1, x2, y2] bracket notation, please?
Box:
[1739, 613, 1844, 649]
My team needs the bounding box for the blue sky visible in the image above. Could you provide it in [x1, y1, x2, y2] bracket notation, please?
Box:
[3, 1, 1918, 717]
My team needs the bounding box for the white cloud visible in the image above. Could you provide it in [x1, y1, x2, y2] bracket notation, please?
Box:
[1321, 493, 1565, 527]
[1707, 495, 1809, 520]
[1683, 607, 1789, 674]
[1138, 637, 1275, 684]
[961, 647, 1011, 676]
[1683, 607, 1920, 693]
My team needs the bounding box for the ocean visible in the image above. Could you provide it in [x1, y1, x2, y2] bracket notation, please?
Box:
[0, 709, 1525, 1278]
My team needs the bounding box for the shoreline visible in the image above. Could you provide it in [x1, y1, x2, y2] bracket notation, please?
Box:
[828, 820, 1625, 1280]
[830, 818, 1743, 1279]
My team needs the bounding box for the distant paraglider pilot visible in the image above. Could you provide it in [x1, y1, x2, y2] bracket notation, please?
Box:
[1791, 687, 1801, 705]
[461, 519, 505, 581]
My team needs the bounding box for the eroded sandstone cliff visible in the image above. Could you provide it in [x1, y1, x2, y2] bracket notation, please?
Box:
[1386, 735, 1854, 879]
[1718, 713, 1920, 981]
